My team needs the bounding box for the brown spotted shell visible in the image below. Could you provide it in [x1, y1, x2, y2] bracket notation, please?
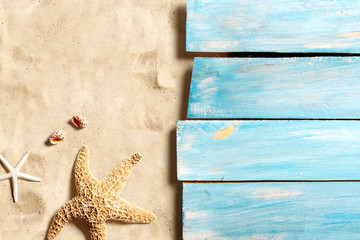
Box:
[49, 130, 65, 144]
[72, 115, 88, 128]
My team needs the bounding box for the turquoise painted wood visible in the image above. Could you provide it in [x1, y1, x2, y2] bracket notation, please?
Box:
[188, 57, 360, 119]
[187, 0, 360, 52]
[183, 182, 360, 239]
[177, 120, 360, 181]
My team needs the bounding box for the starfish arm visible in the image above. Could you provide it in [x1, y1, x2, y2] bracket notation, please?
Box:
[0, 154, 14, 172]
[87, 221, 107, 240]
[106, 197, 156, 224]
[0, 173, 11, 181]
[11, 176, 18, 202]
[47, 198, 81, 240]
[17, 172, 42, 182]
[75, 145, 99, 192]
[101, 153, 142, 196]
[15, 151, 30, 171]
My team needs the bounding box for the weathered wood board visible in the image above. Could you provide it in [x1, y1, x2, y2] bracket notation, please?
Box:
[177, 120, 360, 181]
[188, 57, 360, 119]
[183, 182, 360, 239]
[186, 0, 360, 52]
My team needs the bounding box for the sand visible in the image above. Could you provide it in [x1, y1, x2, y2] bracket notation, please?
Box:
[0, 0, 192, 239]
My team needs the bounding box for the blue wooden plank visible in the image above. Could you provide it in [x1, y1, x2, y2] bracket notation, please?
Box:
[188, 57, 360, 119]
[183, 182, 360, 239]
[177, 120, 360, 181]
[187, 0, 360, 52]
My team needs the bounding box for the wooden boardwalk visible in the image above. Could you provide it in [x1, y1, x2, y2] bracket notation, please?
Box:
[187, 0, 360, 52]
[183, 183, 360, 239]
[178, 120, 360, 181]
[188, 57, 360, 119]
[181, 1, 360, 239]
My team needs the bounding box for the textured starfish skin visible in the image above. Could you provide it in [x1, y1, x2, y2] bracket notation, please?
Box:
[47, 145, 156, 240]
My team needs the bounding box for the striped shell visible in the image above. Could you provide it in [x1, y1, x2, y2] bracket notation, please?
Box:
[72, 115, 88, 128]
[49, 130, 65, 144]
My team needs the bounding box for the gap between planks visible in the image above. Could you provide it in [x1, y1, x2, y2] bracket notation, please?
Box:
[182, 180, 360, 184]
[185, 118, 360, 121]
[185, 52, 360, 58]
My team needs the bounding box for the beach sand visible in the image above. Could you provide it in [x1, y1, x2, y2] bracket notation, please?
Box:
[0, 0, 192, 239]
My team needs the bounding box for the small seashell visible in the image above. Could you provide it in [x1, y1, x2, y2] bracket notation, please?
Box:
[49, 130, 65, 144]
[72, 115, 88, 128]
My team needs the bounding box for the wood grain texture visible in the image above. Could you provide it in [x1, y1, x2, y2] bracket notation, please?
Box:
[177, 120, 360, 181]
[187, 0, 360, 52]
[183, 182, 360, 240]
[188, 57, 360, 119]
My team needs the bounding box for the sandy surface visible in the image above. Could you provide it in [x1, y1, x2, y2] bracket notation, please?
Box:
[0, 0, 193, 239]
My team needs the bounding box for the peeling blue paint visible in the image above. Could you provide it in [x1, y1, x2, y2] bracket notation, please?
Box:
[187, 0, 360, 52]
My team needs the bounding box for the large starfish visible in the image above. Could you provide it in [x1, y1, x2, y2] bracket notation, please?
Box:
[0, 151, 42, 202]
[47, 145, 156, 240]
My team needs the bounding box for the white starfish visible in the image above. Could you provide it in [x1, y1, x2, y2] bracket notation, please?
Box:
[0, 151, 42, 202]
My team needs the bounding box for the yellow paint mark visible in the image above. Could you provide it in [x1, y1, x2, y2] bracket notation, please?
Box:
[252, 188, 302, 200]
[273, 233, 289, 240]
[212, 126, 234, 141]
[303, 43, 350, 49]
[210, 168, 220, 172]
[336, 32, 360, 39]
